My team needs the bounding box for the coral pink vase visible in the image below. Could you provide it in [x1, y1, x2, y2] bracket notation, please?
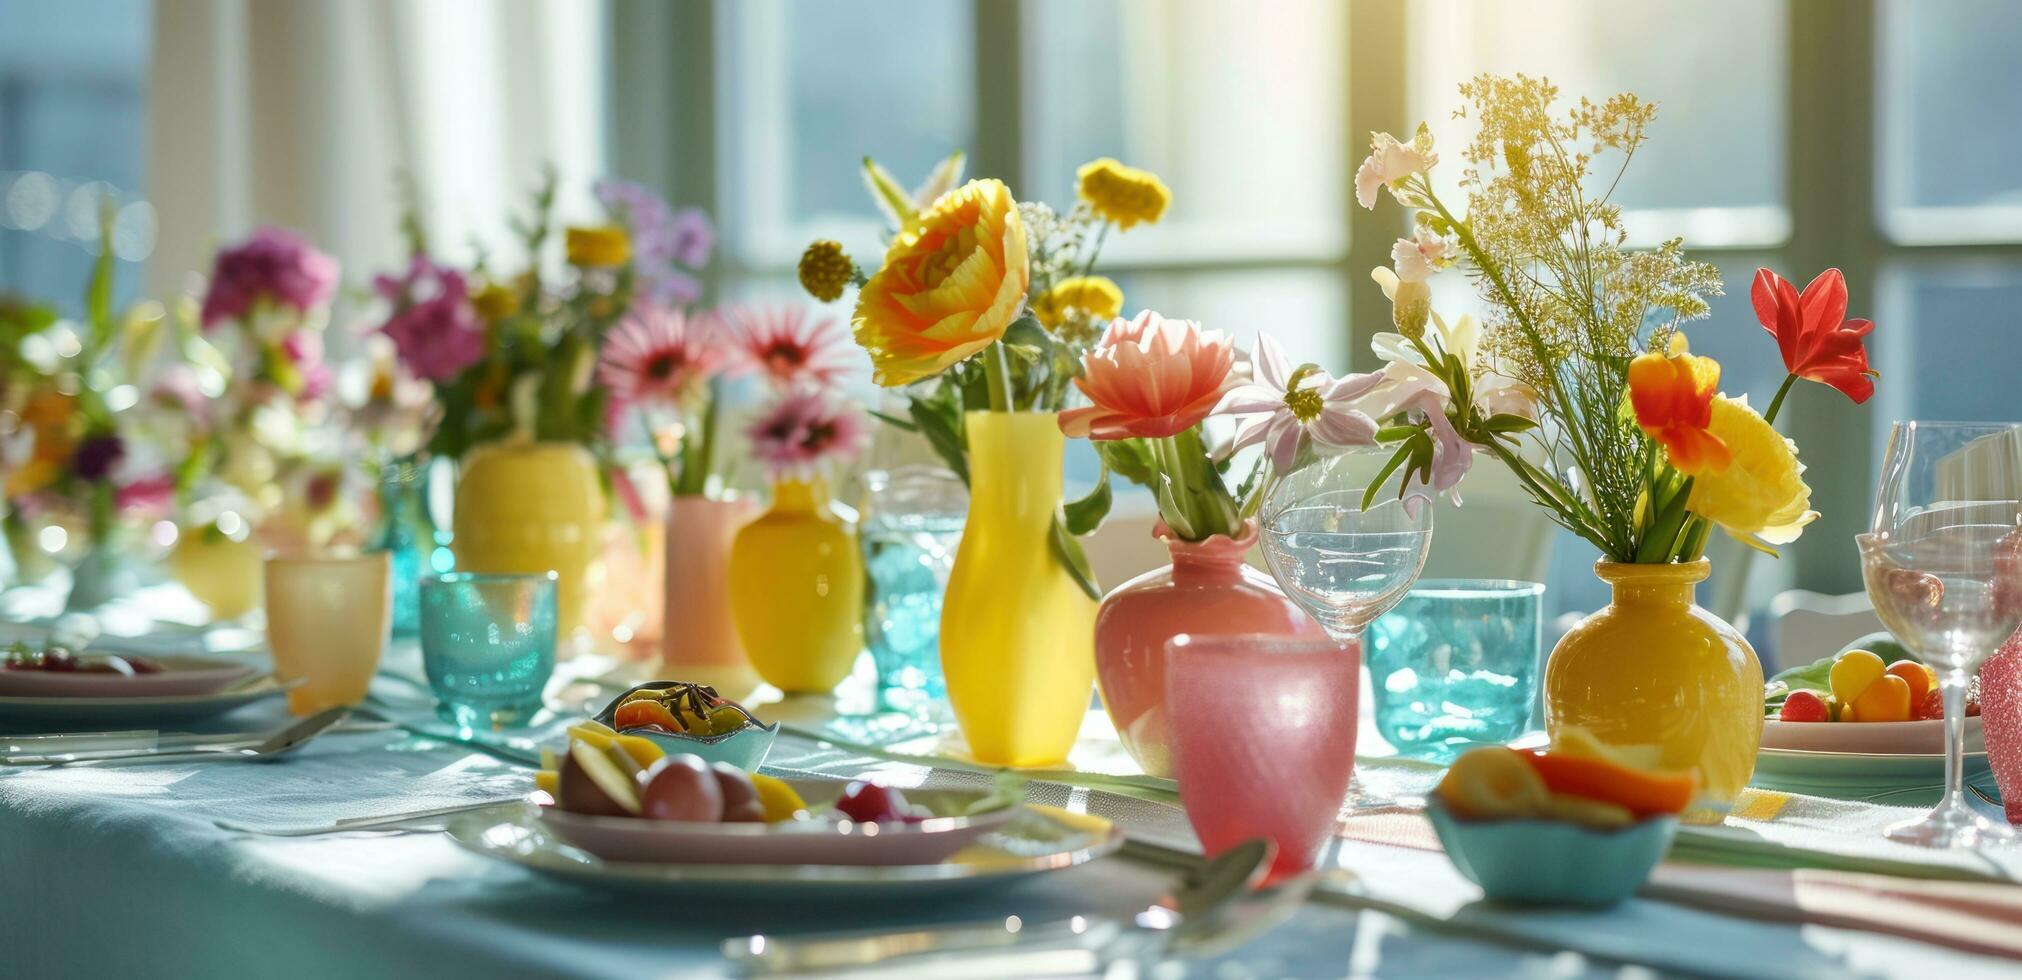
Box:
[662, 495, 761, 699]
[1094, 519, 1328, 777]
[1981, 629, 2022, 824]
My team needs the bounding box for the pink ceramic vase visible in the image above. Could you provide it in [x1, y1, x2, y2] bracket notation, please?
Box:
[662, 495, 762, 699]
[1094, 519, 1328, 776]
[1981, 628, 2022, 824]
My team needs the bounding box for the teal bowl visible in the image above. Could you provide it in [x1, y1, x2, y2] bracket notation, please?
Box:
[1425, 798, 1677, 907]
[592, 683, 779, 771]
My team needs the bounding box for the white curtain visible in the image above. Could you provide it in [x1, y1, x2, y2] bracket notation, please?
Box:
[146, 0, 607, 307]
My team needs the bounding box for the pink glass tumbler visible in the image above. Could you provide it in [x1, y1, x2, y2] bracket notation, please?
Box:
[1165, 633, 1360, 880]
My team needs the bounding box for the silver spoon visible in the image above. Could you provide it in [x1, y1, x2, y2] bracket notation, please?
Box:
[53, 706, 348, 767]
[724, 838, 1291, 975]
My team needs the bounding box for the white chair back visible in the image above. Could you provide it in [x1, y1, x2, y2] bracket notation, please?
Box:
[1767, 589, 1882, 673]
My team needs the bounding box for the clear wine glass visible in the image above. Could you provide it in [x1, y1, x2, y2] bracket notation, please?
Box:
[1260, 454, 1435, 646]
[1858, 420, 2022, 849]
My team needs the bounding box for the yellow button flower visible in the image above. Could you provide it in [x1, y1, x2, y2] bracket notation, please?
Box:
[852, 178, 1030, 387]
[565, 225, 632, 268]
[1031, 275, 1123, 330]
[1688, 396, 1818, 550]
[798, 239, 855, 303]
[1076, 158, 1171, 230]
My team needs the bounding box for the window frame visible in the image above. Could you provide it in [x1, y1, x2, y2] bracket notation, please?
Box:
[607, 0, 2008, 600]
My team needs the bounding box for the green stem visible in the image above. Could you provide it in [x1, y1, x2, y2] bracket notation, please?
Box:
[1081, 221, 1111, 278]
[1762, 373, 1798, 427]
[983, 342, 1013, 413]
[1678, 517, 1712, 562]
[691, 390, 719, 497]
[1636, 474, 1695, 563]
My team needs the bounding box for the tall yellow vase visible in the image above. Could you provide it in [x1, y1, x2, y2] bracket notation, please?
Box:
[452, 441, 606, 636]
[940, 412, 1098, 767]
[727, 480, 864, 693]
[1544, 559, 1763, 819]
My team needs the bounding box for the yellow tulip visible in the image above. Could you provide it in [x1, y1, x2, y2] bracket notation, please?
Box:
[852, 178, 1029, 387]
[1687, 396, 1817, 550]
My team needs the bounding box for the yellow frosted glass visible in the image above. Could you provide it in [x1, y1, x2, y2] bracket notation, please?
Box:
[264, 553, 392, 715]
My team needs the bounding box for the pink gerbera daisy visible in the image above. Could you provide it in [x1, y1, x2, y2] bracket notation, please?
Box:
[723, 304, 855, 391]
[597, 306, 724, 407]
[745, 389, 871, 480]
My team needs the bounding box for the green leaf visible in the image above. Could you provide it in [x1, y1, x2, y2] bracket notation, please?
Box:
[1360, 441, 1417, 511]
[1375, 424, 1421, 444]
[1155, 478, 1197, 541]
[1001, 314, 1054, 349]
[1063, 467, 1112, 535]
[868, 409, 918, 432]
[862, 156, 919, 230]
[1096, 440, 1158, 487]
[1483, 413, 1539, 434]
[908, 393, 969, 485]
[1049, 514, 1103, 601]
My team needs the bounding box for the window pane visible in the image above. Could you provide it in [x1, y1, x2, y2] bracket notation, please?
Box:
[1024, 0, 1346, 263]
[1877, 0, 2022, 242]
[1410, 0, 1788, 246]
[1874, 262, 2022, 429]
[719, 0, 973, 266]
[0, 0, 152, 310]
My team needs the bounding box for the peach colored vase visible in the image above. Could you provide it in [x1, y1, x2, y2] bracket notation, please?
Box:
[1094, 519, 1328, 777]
[662, 495, 761, 698]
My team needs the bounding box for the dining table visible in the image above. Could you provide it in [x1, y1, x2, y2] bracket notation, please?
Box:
[2, 587, 2020, 979]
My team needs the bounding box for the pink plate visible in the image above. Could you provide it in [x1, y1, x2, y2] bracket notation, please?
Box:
[539, 781, 1019, 866]
[0, 656, 259, 699]
[1761, 715, 1985, 755]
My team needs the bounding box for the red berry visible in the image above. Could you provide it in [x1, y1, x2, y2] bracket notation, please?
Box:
[1779, 690, 1830, 722]
[1967, 697, 1981, 717]
[1914, 688, 1944, 721]
[834, 781, 909, 823]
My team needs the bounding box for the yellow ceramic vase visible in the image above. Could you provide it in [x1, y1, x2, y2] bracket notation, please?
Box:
[726, 479, 864, 693]
[168, 524, 263, 620]
[452, 441, 606, 636]
[940, 412, 1098, 767]
[1544, 559, 1764, 819]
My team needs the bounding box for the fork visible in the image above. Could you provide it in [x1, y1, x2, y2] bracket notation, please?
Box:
[53, 706, 348, 767]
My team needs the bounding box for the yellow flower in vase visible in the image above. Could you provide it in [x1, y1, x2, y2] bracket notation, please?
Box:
[566, 225, 632, 268]
[853, 178, 1029, 386]
[1075, 158, 1171, 229]
[1688, 396, 1818, 551]
[1032, 275, 1124, 331]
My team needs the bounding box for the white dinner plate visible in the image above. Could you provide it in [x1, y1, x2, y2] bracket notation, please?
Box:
[0, 655, 259, 699]
[449, 801, 1125, 900]
[0, 675, 291, 730]
[538, 781, 1019, 866]
[1751, 744, 1996, 805]
[1761, 716, 1984, 755]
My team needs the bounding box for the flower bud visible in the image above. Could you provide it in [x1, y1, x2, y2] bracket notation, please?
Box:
[1392, 280, 1432, 339]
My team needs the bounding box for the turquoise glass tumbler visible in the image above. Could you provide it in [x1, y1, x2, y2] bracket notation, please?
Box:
[420, 571, 557, 728]
[1366, 579, 1544, 760]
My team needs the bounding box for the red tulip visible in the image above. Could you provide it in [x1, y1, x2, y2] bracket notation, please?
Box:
[1751, 268, 1876, 405]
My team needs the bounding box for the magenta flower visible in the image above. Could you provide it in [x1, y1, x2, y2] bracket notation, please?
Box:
[70, 434, 125, 482]
[745, 389, 870, 481]
[374, 256, 486, 383]
[278, 329, 332, 401]
[201, 226, 339, 328]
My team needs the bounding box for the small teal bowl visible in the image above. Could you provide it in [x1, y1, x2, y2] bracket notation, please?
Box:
[592, 682, 779, 771]
[1425, 798, 1677, 907]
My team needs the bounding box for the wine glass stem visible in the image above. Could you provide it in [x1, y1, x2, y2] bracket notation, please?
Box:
[1939, 668, 1969, 814]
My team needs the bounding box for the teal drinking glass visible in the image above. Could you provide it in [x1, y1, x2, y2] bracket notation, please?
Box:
[420, 571, 557, 728]
[1365, 579, 1544, 761]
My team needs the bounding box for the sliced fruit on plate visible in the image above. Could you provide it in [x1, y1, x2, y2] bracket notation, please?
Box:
[560, 740, 643, 817]
[750, 773, 808, 823]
